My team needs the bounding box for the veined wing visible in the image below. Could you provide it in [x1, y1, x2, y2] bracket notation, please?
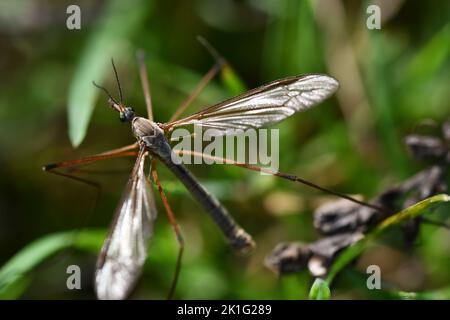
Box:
[164, 74, 339, 136]
[95, 147, 157, 300]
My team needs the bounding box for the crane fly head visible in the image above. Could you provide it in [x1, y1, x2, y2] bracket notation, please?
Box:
[92, 81, 136, 122]
[119, 106, 136, 123]
[106, 99, 135, 122]
[93, 58, 136, 123]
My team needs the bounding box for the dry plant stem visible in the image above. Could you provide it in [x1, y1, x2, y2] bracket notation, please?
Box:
[137, 51, 154, 121]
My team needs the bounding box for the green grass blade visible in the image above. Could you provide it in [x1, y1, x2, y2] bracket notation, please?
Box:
[262, 0, 323, 77]
[0, 232, 74, 298]
[321, 194, 450, 294]
[403, 22, 450, 81]
[309, 278, 331, 300]
[0, 229, 106, 299]
[366, 31, 410, 177]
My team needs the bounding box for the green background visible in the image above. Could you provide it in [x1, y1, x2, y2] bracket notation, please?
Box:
[0, 0, 449, 299]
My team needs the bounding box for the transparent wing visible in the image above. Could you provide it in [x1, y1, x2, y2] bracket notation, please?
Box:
[95, 147, 157, 300]
[164, 74, 339, 136]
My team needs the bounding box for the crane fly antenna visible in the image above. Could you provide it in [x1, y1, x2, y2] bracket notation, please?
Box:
[92, 81, 118, 105]
[111, 58, 124, 103]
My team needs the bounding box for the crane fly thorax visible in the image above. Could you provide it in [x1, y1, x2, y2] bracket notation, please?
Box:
[131, 117, 160, 139]
[132, 117, 172, 158]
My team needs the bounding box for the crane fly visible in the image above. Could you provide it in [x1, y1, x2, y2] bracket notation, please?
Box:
[42, 43, 370, 300]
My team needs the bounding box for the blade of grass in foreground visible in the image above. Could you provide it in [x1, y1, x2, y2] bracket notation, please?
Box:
[0, 229, 106, 299]
[308, 194, 450, 300]
[308, 278, 331, 300]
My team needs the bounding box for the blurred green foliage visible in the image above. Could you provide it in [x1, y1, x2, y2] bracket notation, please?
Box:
[0, 0, 449, 299]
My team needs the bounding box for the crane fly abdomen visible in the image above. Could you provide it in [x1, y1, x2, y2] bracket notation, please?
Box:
[132, 115, 256, 253]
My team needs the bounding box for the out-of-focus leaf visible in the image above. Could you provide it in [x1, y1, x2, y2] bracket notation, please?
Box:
[323, 194, 450, 289]
[403, 23, 450, 81]
[0, 232, 74, 299]
[0, 274, 31, 299]
[262, 0, 323, 77]
[0, 229, 106, 299]
[309, 278, 330, 300]
[68, 0, 149, 147]
[73, 229, 107, 252]
[367, 31, 410, 177]
[397, 23, 450, 119]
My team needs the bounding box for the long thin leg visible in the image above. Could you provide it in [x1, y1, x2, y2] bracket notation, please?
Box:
[43, 143, 140, 228]
[67, 168, 133, 175]
[169, 62, 224, 122]
[150, 160, 184, 300]
[45, 168, 103, 232]
[169, 38, 227, 122]
[173, 149, 391, 215]
[137, 51, 154, 121]
[43, 143, 139, 171]
[34, 169, 103, 281]
[43, 143, 139, 213]
[42, 143, 140, 286]
[43, 143, 138, 196]
[169, 131, 198, 142]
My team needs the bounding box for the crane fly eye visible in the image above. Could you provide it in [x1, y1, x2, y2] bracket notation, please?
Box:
[119, 112, 126, 122]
